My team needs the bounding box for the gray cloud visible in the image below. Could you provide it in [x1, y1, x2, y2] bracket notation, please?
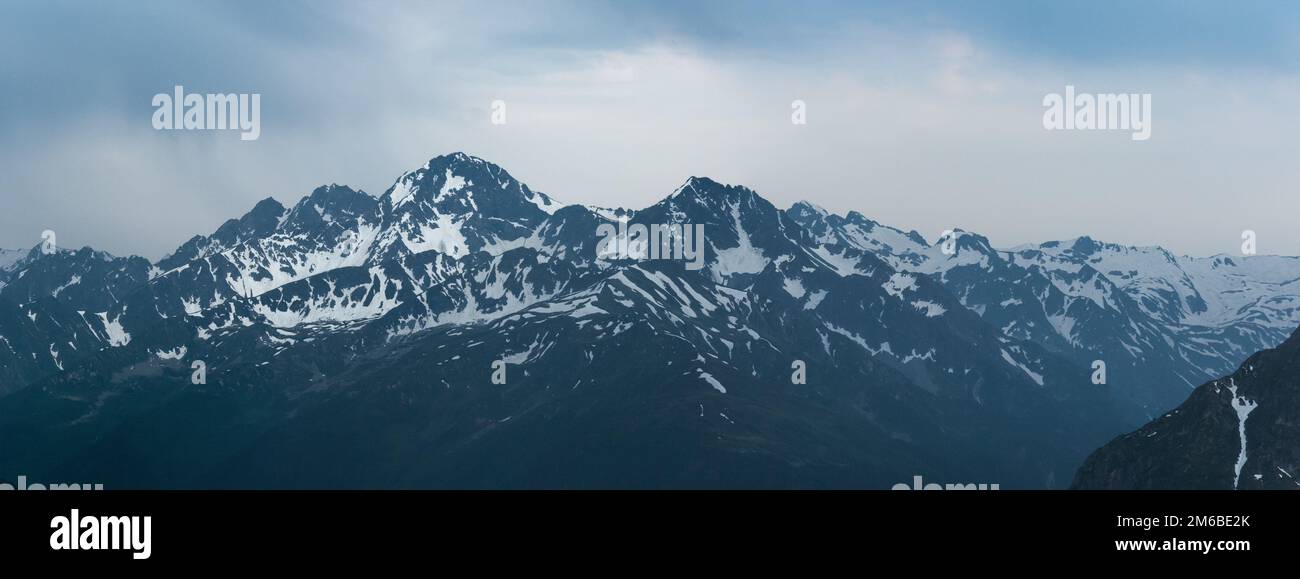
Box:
[2, 0, 1298, 259]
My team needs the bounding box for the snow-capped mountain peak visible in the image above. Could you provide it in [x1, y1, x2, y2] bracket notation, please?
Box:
[4, 152, 1300, 491]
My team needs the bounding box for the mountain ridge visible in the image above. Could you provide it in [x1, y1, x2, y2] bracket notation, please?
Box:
[1073, 324, 1300, 489]
[1, 151, 1297, 489]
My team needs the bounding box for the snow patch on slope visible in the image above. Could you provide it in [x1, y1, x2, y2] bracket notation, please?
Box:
[712, 204, 768, 277]
[1224, 377, 1258, 489]
[97, 310, 131, 347]
[697, 369, 726, 393]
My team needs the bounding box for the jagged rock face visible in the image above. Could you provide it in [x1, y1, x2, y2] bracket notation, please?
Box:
[0, 152, 1296, 489]
[786, 210, 1300, 420]
[0, 247, 153, 390]
[1072, 328, 1300, 490]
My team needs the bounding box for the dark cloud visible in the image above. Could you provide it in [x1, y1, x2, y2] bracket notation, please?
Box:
[2, 1, 1298, 259]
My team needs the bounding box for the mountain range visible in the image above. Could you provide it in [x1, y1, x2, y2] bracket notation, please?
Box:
[2, 152, 1297, 489]
[1074, 324, 1300, 489]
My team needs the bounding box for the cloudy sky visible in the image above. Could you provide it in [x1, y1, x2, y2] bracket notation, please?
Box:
[2, 0, 1298, 259]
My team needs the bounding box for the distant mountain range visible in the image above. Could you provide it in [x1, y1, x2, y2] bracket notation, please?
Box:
[2, 152, 1297, 489]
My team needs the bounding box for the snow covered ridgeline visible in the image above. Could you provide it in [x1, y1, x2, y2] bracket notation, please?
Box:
[4, 152, 1299, 419]
[6, 150, 1293, 490]
[140, 153, 1300, 360]
[61, 156, 1055, 407]
[789, 204, 1300, 416]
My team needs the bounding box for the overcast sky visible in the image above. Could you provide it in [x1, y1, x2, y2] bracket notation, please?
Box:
[2, 0, 1299, 259]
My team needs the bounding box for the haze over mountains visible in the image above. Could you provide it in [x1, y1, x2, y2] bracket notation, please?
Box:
[1, 153, 1297, 489]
